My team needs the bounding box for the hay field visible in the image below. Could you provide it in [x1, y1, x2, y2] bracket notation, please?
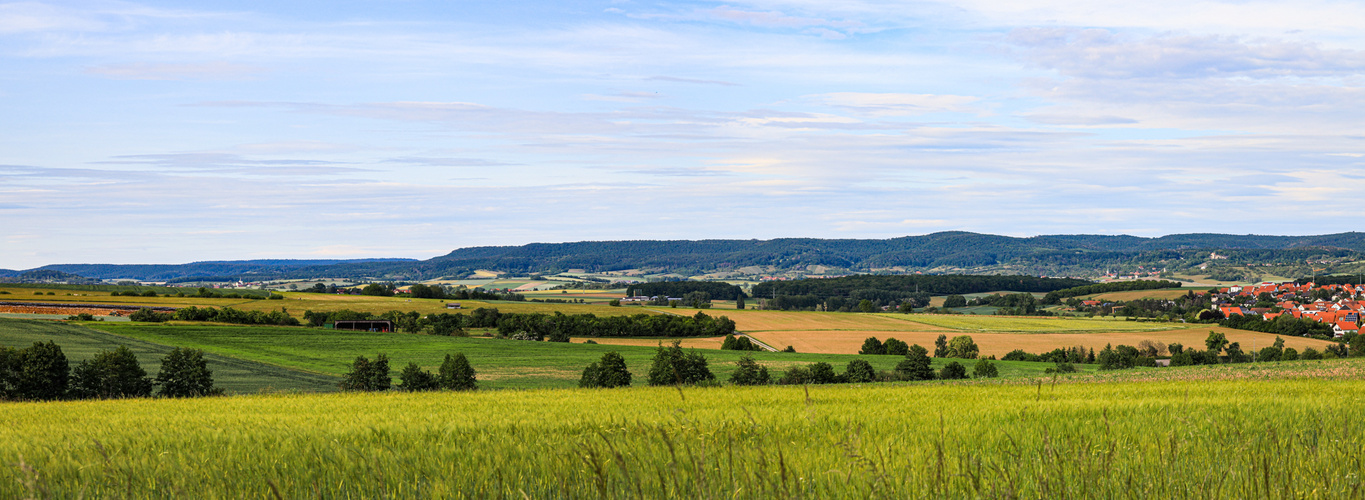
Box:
[748, 326, 1338, 357]
[1088, 289, 1193, 301]
[4, 368, 1364, 498]
[886, 314, 1185, 333]
[724, 310, 952, 332]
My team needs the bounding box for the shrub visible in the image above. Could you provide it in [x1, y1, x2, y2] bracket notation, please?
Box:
[129, 308, 171, 323]
[883, 338, 909, 356]
[1282, 347, 1299, 361]
[808, 362, 840, 384]
[646, 341, 714, 386]
[859, 337, 885, 355]
[438, 353, 477, 391]
[778, 365, 812, 385]
[71, 346, 153, 399]
[1300, 347, 1322, 360]
[938, 361, 968, 380]
[844, 359, 877, 383]
[894, 344, 935, 381]
[782, 346, 796, 353]
[398, 362, 438, 391]
[155, 347, 219, 397]
[580, 352, 632, 388]
[729, 356, 770, 386]
[972, 359, 998, 378]
[1046, 362, 1078, 374]
[339, 354, 391, 391]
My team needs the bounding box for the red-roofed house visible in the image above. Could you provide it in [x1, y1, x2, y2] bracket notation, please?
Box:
[1333, 321, 1359, 338]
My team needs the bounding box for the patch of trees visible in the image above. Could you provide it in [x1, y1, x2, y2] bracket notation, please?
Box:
[776, 345, 995, 384]
[721, 334, 764, 351]
[646, 341, 715, 386]
[754, 275, 1086, 312]
[580, 352, 632, 388]
[303, 308, 737, 341]
[1, 342, 219, 401]
[1042, 280, 1183, 304]
[1002, 346, 1094, 364]
[932, 334, 980, 359]
[967, 293, 1052, 315]
[344, 352, 477, 392]
[1219, 314, 1335, 338]
[858, 337, 909, 356]
[627, 282, 747, 301]
[170, 306, 302, 326]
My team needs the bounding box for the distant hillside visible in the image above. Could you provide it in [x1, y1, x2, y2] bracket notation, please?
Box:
[35, 259, 417, 281]
[12, 232, 1365, 281]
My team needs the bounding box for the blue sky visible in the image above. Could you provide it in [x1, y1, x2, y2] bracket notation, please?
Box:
[3, 0, 1364, 269]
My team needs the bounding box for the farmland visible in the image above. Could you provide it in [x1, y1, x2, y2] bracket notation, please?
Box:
[3, 361, 1364, 498]
[85, 323, 1060, 390]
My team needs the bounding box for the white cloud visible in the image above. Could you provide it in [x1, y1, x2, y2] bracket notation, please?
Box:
[85, 61, 265, 80]
[808, 92, 983, 116]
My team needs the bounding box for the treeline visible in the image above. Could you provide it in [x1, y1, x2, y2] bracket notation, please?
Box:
[339, 352, 478, 392]
[129, 306, 301, 326]
[111, 287, 280, 300]
[1042, 280, 1183, 304]
[301, 308, 737, 340]
[1, 342, 219, 402]
[1219, 314, 1335, 337]
[626, 282, 747, 301]
[754, 274, 1088, 311]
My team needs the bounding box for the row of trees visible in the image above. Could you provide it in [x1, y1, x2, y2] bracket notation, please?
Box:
[1042, 280, 1183, 304]
[1, 342, 218, 401]
[304, 308, 738, 341]
[720, 334, 764, 351]
[340, 353, 478, 392]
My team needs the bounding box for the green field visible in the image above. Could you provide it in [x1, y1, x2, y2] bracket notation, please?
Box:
[893, 314, 1187, 333]
[85, 323, 1063, 390]
[3, 362, 1363, 498]
[0, 319, 337, 393]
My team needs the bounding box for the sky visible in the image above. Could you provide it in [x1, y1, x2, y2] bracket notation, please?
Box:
[2, 0, 1365, 269]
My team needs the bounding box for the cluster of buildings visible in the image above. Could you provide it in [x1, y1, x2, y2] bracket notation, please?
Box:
[1216, 282, 1362, 337]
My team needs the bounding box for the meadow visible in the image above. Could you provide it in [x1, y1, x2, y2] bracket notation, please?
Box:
[85, 323, 1059, 390]
[3, 361, 1363, 498]
[0, 319, 337, 393]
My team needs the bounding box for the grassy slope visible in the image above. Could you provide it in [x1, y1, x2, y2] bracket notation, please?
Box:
[0, 319, 337, 393]
[88, 323, 1064, 390]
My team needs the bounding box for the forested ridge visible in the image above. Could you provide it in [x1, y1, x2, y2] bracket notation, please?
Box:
[13, 231, 1365, 281]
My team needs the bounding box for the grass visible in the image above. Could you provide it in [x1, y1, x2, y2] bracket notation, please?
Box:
[87, 323, 1060, 390]
[0, 319, 337, 393]
[3, 364, 1364, 498]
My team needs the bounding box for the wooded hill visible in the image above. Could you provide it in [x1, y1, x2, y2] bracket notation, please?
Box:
[15, 231, 1365, 281]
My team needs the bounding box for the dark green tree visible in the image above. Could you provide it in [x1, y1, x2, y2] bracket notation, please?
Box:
[646, 341, 714, 386]
[736, 296, 746, 310]
[938, 361, 968, 380]
[71, 346, 153, 399]
[398, 362, 438, 391]
[729, 355, 770, 386]
[808, 362, 840, 384]
[155, 347, 218, 397]
[933, 334, 949, 358]
[340, 354, 391, 391]
[858, 299, 877, 313]
[844, 359, 877, 383]
[859, 337, 885, 355]
[580, 351, 632, 388]
[1205, 331, 1228, 357]
[972, 359, 998, 378]
[1282, 347, 1299, 361]
[943, 295, 968, 308]
[14, 341, 70, 401]
[438, 353, 478, 391]
[883, 338, 909, 356]
[895, 344, 936, 381]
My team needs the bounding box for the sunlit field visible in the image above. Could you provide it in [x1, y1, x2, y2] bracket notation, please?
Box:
[4, 361, 1364, 498]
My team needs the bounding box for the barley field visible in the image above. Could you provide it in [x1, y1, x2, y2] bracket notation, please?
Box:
[888, 314, 1185, 333]
[3, 362, 1364, 498]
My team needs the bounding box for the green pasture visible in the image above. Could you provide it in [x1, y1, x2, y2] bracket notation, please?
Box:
[86, 323, 1065, 390]
[3, 368, 1364, 498]
[0, 319, 336, 393]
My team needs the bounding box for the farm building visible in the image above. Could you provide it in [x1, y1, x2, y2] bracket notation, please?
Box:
[331, 320, 394, 332]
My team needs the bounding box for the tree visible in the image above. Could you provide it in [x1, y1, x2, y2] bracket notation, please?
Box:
[398, 362, 438, 391]
[808, 362, 840, 384]
[1282, 347, 1299, 361]
[943, 295, 968, 308]
[845, 359, 877, 383]
[729, 356, 770, 386]
[895, 344, 936, 381]
[859, 337, 885, 355]
[155, 347, 218, 397]
[13, 341, 70, 401]
[946, 336, 979, 359]
[972, 359, 998, 378]
[1257, 346, 1282, 362]
[647, 341, 714, 386]
[1352, 337, 1365, 358]
[883, 338, 909, 356]
[933, 335, 949, 358]
[129, 308, 171, 322]
[580, 352, 632, 388]
[939, 361, 968, 380]
[438, 353, 477, 391]
[361, 283, 394, 297]
[858, 299, 876, 313]
[1205, 331, 1228, 356]
[1301, 347, 1322, 360]
[71, 346, 153, 399]
[340, 354, 391, 391]
[736, 296, 746, 310]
